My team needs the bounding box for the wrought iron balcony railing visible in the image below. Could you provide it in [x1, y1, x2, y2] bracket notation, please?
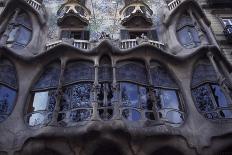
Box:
[223, 25, 232, 42]
[167, 0, 181, 11]
[25, 0, 41, 11]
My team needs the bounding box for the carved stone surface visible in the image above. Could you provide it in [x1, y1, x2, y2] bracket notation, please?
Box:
[0, 59, 17, 88]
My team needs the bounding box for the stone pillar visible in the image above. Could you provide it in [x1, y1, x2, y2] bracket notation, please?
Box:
[49, 60, 66, 126]
[207, 52, 232, 103]
[92, 62, 99, 120]
[145, 60, 159, 121]
[0, 8, 20, 45]
[112, 62, 120, 120]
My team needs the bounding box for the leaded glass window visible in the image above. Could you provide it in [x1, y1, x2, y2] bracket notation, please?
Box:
[98, 56, 114, 120]
[0, 58, 17, 122]
[150, 61, 184, 124]
[191, 59, 232, 119]
[117, 61, 149, 121]
[26, 62, 61, 127]
[6, 10, 32, 49]
[176, 13, 200, 48]
[59, 61, 94, 125]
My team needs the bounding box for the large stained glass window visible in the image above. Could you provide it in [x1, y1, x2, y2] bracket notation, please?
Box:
[59, 61, 94, 126]
[98, 56, 114, 120]
[117, 61, 149, 121]
[26, 62, 61, 127]
[0, 58, 17, 122]
[176, 12, 200, 49]
[150, 61, 184, 124]
[6, 10, 32, 49]
[191, 59, 232, 119]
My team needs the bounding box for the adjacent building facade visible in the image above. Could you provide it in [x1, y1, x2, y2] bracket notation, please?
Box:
[0, 0, 232, 154]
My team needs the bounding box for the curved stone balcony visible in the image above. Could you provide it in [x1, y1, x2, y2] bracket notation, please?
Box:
[119, 1, 153, 26]
[57, 2, 91, 26]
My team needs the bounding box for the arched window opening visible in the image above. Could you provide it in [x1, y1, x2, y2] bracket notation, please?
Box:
[176, 12, 200, 49]
[151, 147, 184, 155]
[191, 59, 232, 119]
[26, 62, 61, 127]
[98, 56, 114, 120]
[116, 61, 149, 121]
[0, 58, 17, 122]
[150, 61, 184, 124]
[59, 61, 94, 125]
[5, 10, 32, 49]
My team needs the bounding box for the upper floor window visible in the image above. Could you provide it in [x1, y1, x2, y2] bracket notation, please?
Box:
[222, 18, 232, 26]
[60, 30, 89, 40]
[26, 62, 61, 127]
[6, 10, 32, 49]
[222, 18, 232, 41]
[0, 58, 17, 122]
[120, 29, 158, 41]
[150, 61, 184, 124]
[176, 13, 200, 48]
[191, 59, 232, 119]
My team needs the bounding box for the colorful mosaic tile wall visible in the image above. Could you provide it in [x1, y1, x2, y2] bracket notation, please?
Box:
[43, 0, 166, 43]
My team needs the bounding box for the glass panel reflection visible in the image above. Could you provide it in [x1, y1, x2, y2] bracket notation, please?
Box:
[166, 111, 183, 124]
[0, 85, 17, 122]
[211, 84, 229, 108]
[155, 89, 180, 110]
[122, 109, 141, 121]
[27, 90, 56, 126]
[121, 83, 139, 108]
[70, 109, 92, 122]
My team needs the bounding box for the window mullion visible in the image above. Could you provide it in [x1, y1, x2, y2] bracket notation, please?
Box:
[49, 60, 66, 125]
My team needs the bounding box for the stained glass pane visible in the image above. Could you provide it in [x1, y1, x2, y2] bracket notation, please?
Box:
[61, 83, 92, 111]
[15, 26, 31, 45]
[155, 89, 180, 110]
[211, 84, 229, 108]
[192, 61, 217, 87]
[64, 61, 94, 84]
[0, 59, 17, 88]
[16, 12, 32, 29]
[120, 83, 139, 108]
[116, 62, 147, 84]
[33, 63, 61, 90]
[70, 109, 92, 122]
[150, 64, 178, 88]
[0, 85, 17, 122]
[192, 84, 215, 112]
[122, 109, 141, 121]
[177, 28, 193, 47]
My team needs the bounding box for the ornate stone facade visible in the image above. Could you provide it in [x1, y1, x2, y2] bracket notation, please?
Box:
[0, 0, 232, 155]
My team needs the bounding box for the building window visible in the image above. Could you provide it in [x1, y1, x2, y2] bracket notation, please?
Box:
[6, 10, 32, 49]
[116, 61, 149, 121]
[191, 59, 232, 119]
[60, 30, 89, 40]
[120, 29, 158, 41]
[59, 61, 94, 125]
[98, 56, 114, 120]
[0, 58, 17, 122]
[176, 13, 200, 48]
[150, 61, 184, 124]
[222, 18, 232, 27]
[26, 62, 61, 127]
